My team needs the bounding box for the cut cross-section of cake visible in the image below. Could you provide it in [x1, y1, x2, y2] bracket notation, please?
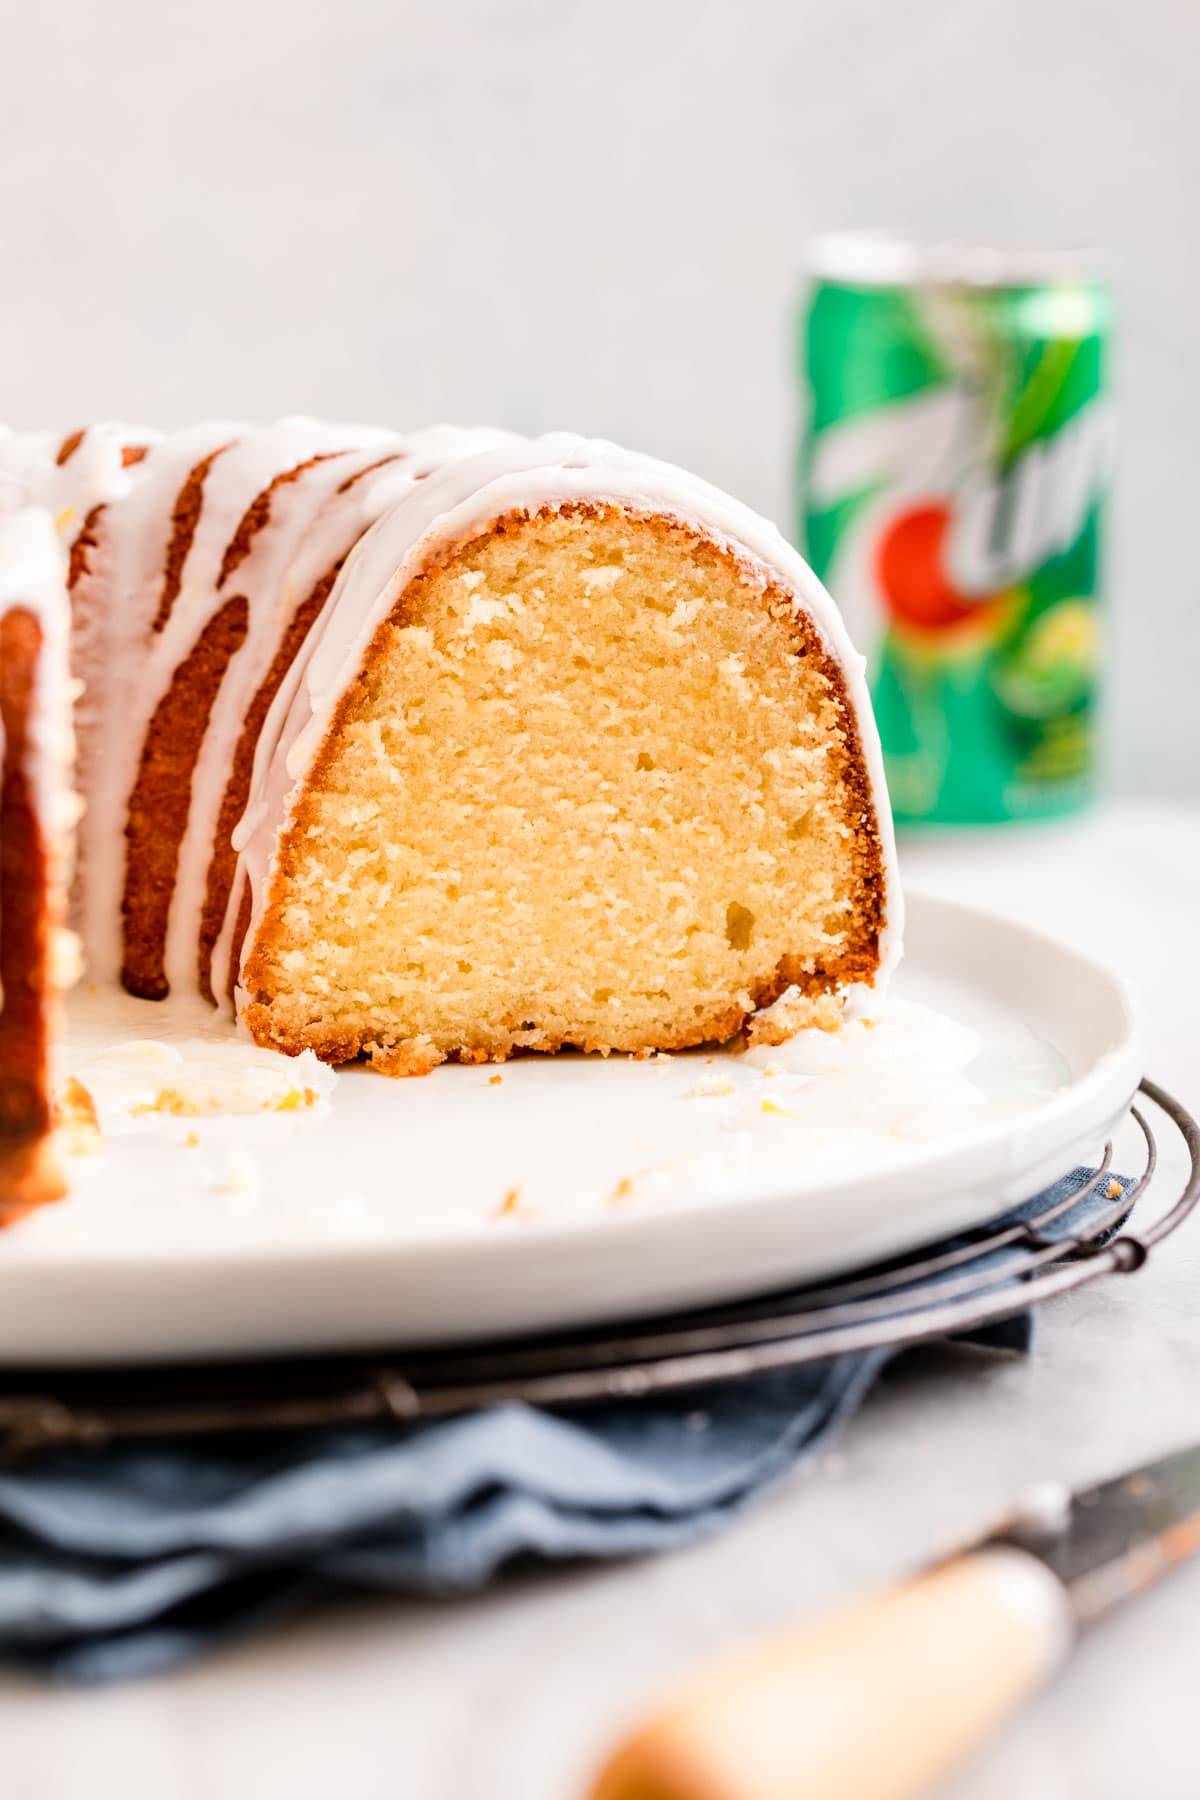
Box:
[234, 435, 900, 1074]
[0, 420, 903, 1219]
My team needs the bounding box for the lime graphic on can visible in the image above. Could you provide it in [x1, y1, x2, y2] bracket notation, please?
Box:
[798, 234, 1113, 825]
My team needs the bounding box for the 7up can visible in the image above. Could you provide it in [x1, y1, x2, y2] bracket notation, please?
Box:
[799, 234, 1113, 825]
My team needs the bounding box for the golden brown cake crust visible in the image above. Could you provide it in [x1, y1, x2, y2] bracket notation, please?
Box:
[122, 594, 249, 999]
[66, 502, 106, 592]
[240, 501, 888, 1074]
[0, 609, 66, 1219]
[216, 453, 344, 592]
[152, 445, 235, 634]
[55, 428, 85, 467]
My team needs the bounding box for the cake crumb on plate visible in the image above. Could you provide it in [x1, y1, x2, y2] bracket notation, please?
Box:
[54, 1077, 103, 1155]
[688, 1075, 737, 1098]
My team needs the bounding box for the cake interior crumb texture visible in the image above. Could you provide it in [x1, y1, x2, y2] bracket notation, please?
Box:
[242, 505, 883, 1073]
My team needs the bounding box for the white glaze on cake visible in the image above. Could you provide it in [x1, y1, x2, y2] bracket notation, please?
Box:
[0, 422, 902, 1042]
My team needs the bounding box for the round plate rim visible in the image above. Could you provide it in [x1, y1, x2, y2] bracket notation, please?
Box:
[0, 893, 1146, 1362]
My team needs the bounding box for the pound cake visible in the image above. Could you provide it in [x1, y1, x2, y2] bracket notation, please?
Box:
[0, 420, 902, 1213]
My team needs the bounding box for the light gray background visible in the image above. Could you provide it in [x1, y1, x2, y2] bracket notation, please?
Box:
[1, 0, 1196, 794]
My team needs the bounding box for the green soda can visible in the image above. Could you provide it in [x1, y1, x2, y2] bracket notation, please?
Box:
[798, 234, 1113, 825]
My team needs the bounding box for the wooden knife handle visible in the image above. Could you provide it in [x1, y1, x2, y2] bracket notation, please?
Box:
[589, 1547, 1074, 1800]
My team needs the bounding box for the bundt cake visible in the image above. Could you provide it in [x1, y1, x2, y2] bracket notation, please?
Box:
[0, 419, 902, 1215]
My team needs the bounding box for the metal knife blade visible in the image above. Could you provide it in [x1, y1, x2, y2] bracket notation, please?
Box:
[988, 1439, 1200, 1627]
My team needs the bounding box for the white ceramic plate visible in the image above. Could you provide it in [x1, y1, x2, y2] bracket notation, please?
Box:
[0, 894, 1143, 1365]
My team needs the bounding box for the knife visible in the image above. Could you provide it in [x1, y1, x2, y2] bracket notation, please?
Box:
[590, 1442, 1200, 1800]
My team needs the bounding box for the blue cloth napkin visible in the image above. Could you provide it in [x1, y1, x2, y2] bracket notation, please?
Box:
[0, 1166, 1127, 1684]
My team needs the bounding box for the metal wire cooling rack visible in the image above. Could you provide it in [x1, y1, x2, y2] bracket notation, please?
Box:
[0, 1077, 1195, 1462]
